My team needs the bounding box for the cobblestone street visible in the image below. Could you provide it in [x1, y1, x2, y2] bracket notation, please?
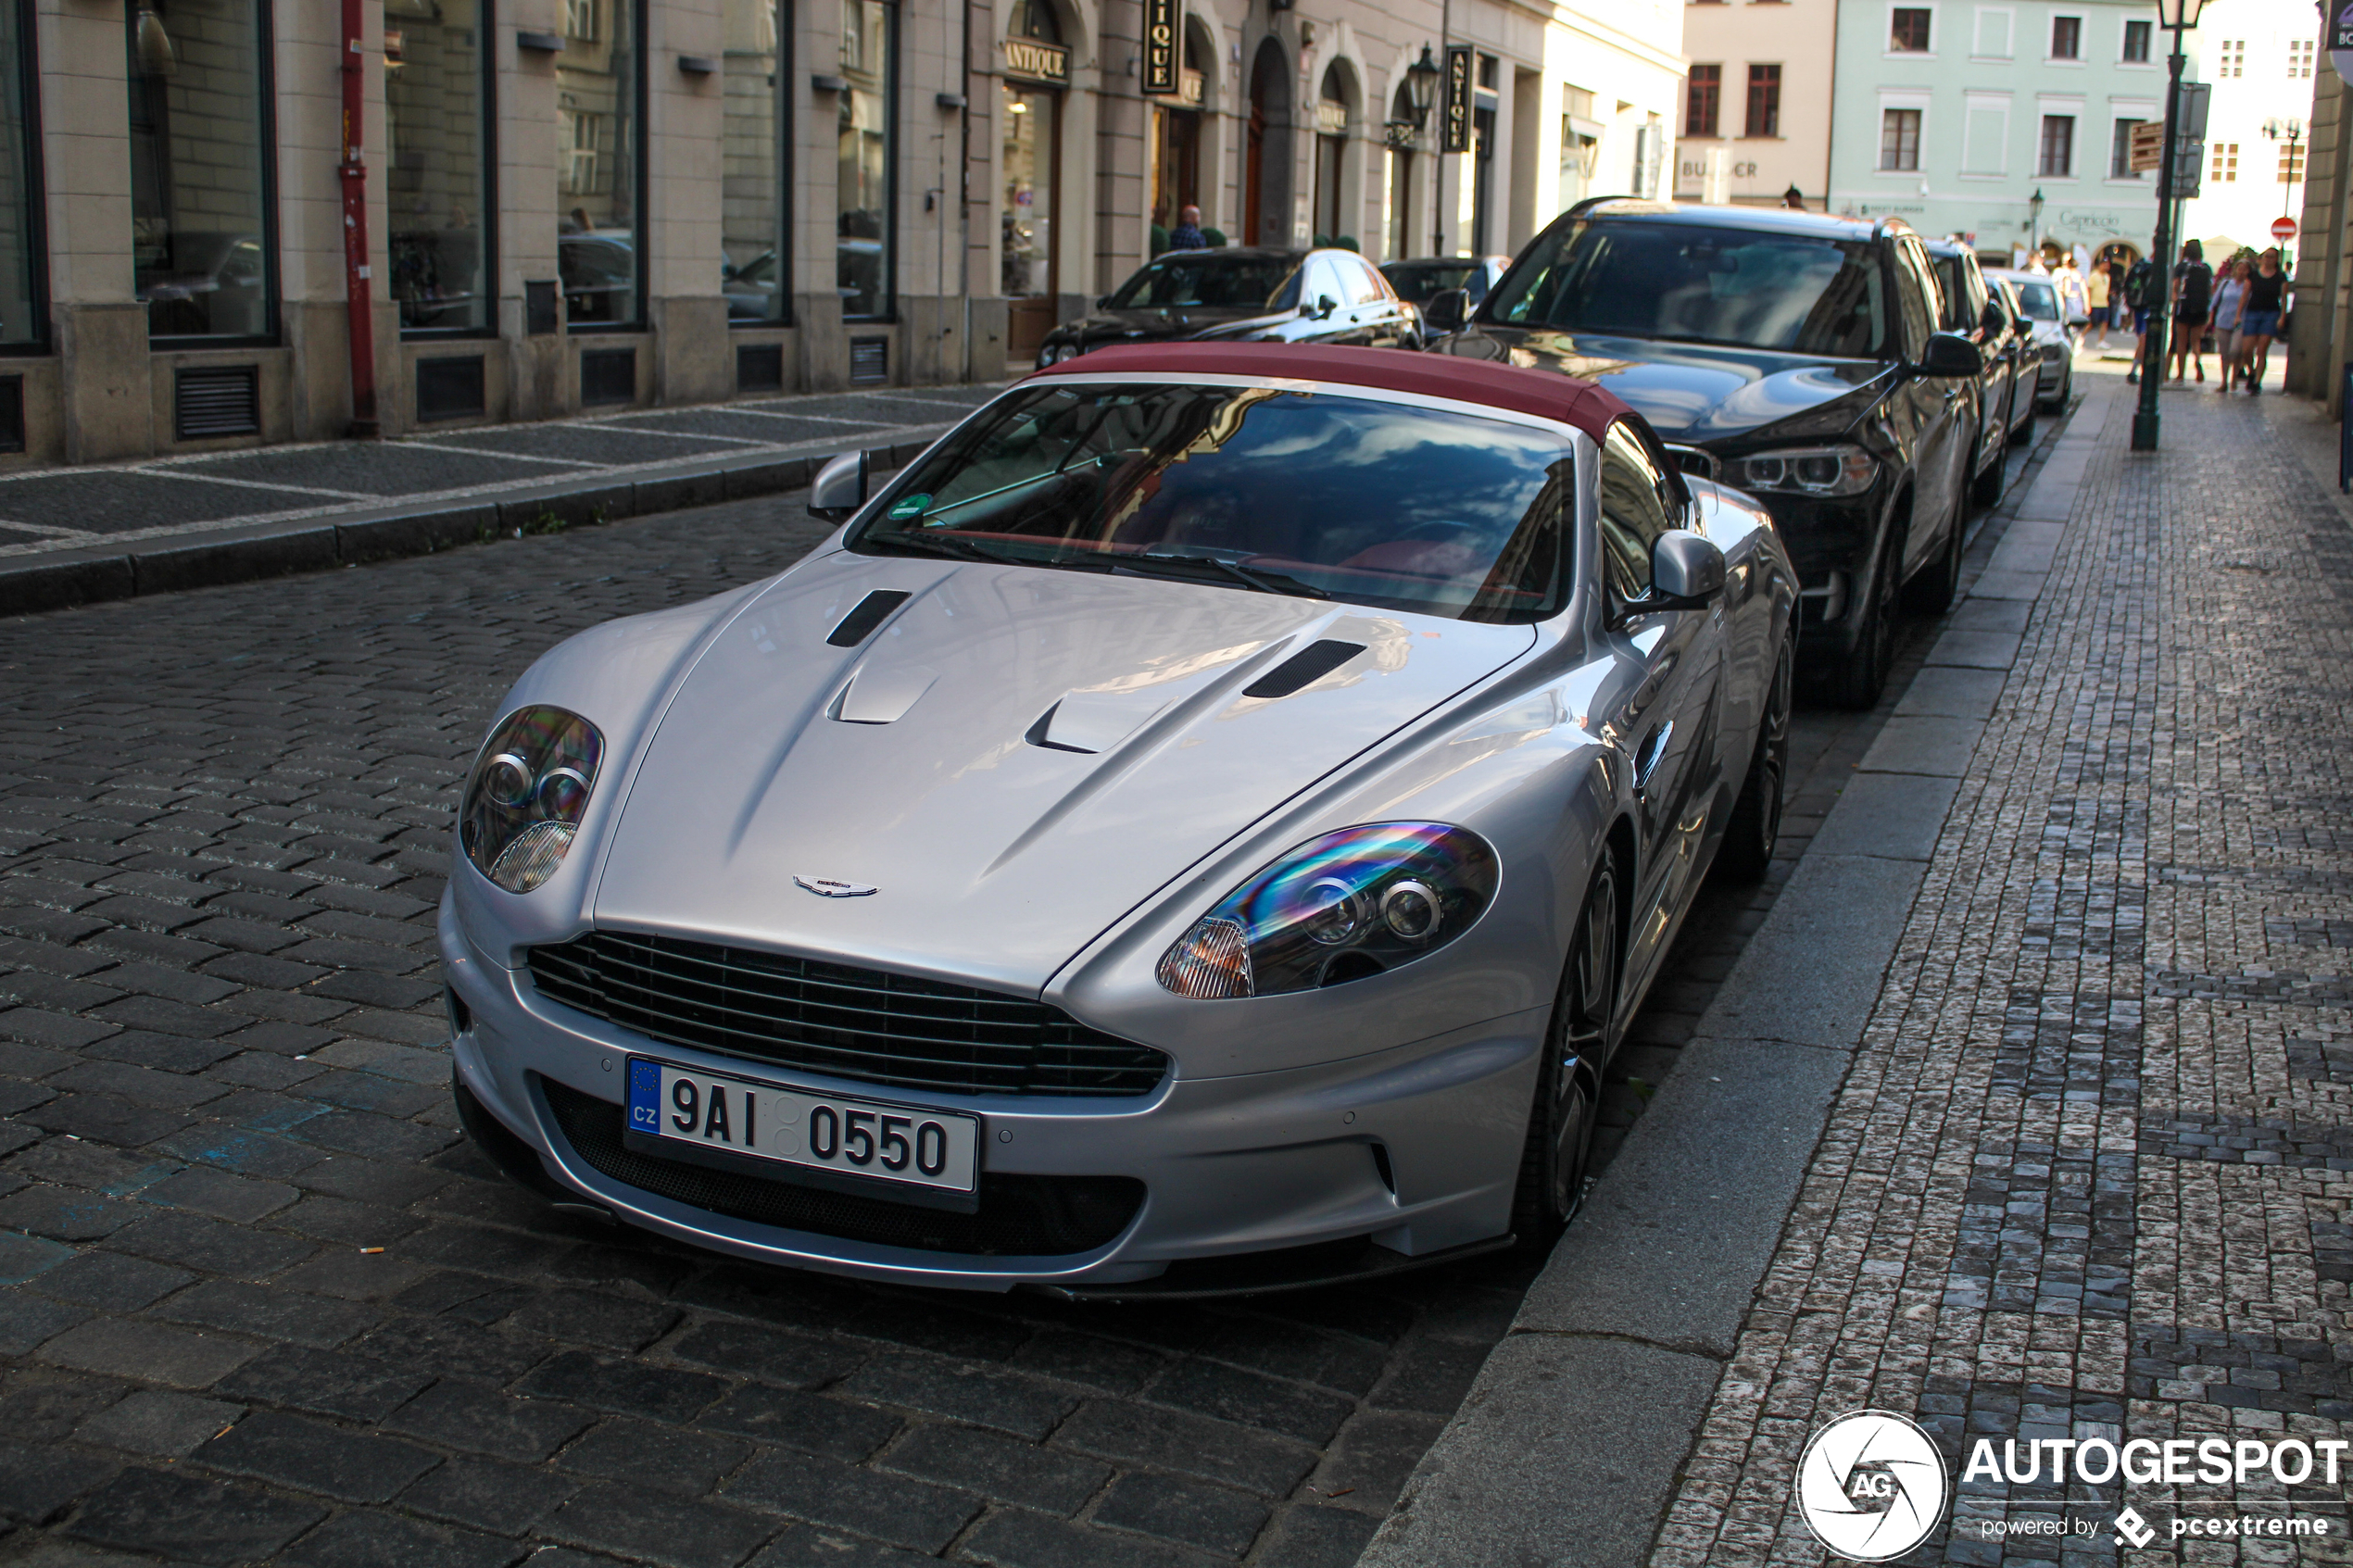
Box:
[0, 430, 1975, 1568]
[1647, 380, 2353, 1566]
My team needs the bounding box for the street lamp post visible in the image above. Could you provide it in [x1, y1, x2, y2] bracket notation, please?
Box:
[1403, 45, 1442, 257]
[2133, 0, 2208, 453]
[2029, 187, 2045, 262]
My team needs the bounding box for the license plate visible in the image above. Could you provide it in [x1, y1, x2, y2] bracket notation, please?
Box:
[625, 1058, 979, 1196]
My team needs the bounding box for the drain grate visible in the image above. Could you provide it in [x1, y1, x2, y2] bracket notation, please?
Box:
[174, 367, 261, 440]
[849, 337, 888, 385]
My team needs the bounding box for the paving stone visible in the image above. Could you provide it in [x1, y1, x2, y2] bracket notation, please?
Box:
[148, 1278, 380, 1348]
[543, 1481, 779, 1568]
[72, 1389, 246, 1459]
[0, 1292, 92, 1355]
[496, 1287, 680, 1351]
[29, 1251, 195, 1311]
[135, 1165, 299, 1223]
[214, 1346, 434, 1422]
[195, 1409, 442, 1502]
[956, 1507, 1227, 1568]
[0, 1437, 120, 1524]
[37, 1316, 258, 1388]
[1094, 1472, 1271, 1558]
[65, 1466, 327, 1565]
[1054, 1400, 1316, 1495]
[745, 1526, 935, 1567]
[663, 1320, 864, 1389]
[875, 1423, 1109, 1514]
[835, 1353, 1074, 1439]
[396, 1455, 585, 1534]
[380, 1380, 596, 1462]
[516, 1348, 729, 1424]
[277, 1508, 522, 1568]
[723, 1449, 980, 1552]
[0, 1185, 135, 1240]
[557, 1415, 751, 1495]
[107, 1210, 317, 1278]
[695, 1383, 902, 1461]
[1144, 1359, 1355, 1446]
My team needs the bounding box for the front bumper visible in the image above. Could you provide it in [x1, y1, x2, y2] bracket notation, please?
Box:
[441, 894, 1541, 1292]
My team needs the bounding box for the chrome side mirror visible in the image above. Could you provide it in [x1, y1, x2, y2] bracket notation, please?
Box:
[808, 450, 870, 523]
[1649, 532, 1727, 608]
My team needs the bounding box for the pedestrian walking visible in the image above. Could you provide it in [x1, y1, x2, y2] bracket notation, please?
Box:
[2055, 256, 2088, 328]
[2209, 256, 2248, 393]
[2085, 260, 2113, 347]
[2168, 239, 2212, 383]
[1165, 205, 1210, 251]
[2124, 253, 2158, 383]
[2238, 248, 2285, 393]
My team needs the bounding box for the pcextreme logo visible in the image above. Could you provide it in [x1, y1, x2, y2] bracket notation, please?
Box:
[1794, 1411, 1949, 1562]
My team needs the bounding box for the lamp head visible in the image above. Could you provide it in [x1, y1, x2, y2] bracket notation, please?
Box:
[1406, 44, 1441, 123]
[2154, 0, 2206, 31]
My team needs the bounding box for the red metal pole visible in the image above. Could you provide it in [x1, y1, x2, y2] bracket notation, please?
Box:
[340, 0, 380, 436]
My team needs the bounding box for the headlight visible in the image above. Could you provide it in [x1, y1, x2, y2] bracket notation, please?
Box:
[2041, 343, 2064, 362]
[1736, 445, 1878, 498]
[1037, 342, 1082, 368]
[1155, 823, 1498, 999]
[459, 706, 605, 893]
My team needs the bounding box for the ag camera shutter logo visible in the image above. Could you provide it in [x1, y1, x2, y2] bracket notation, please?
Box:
[1795, 1410, 1949, 1561]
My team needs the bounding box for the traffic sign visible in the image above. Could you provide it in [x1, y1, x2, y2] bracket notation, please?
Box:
[2273, 216, 2299, 241]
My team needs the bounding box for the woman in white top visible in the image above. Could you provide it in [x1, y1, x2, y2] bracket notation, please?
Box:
[2209, 257, 2250, 394]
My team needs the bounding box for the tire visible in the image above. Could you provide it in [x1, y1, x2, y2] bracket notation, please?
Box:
[1831, 527, 1902, 710]
[1718, 635, 1793, 884]
[1969, 416, 2007, 508]
[1510, 859, 1617, 1244]
[1903, 485, 1967, 616]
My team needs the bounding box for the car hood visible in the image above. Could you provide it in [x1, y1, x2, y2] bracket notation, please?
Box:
[591, 552, 1536, 993]
[1062, 306, 1297, 347]
[1438, 325, 1891, 445]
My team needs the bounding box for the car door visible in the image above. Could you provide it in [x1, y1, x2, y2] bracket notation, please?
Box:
[1591, 420, 1727, 995]
[1344, 257, 1410, 347]
[1939, 253, 2006, 468]
[1288, 256, 1352, 344]
[1892, 237, 1967, 576]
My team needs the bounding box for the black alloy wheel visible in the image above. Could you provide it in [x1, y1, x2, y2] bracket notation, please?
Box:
[1718, 635, 1793, 883]
[1831, 526, 1902, 710]
[1512, 861, 1617, 1241]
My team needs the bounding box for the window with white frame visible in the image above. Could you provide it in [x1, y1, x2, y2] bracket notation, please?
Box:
[2121, 19, 2149, 61]
[2038, 114, 2074, 176]
[1881, 107, 1922, 169]
[1890, 6, 1932, 50]
[2110, 119, 2144, 177]
[2049, 16, 2080, 57]
[561, 110, 602, 194]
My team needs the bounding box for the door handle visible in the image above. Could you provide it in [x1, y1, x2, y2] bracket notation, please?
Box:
[1633, 721, 1674, 795]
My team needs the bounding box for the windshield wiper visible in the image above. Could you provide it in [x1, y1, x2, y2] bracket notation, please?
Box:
[1127, 549, 1331, 600]
[872, 530, 1026, 565]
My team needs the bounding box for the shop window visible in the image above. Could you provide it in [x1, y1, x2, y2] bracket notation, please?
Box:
[128, 0, 277, 343]
[387, 0, 492, 336]
[838, 0, 896, 320]
[724, 0, 790, 324]
[0, 0, 41, 350]
[557, 0, 644, 328]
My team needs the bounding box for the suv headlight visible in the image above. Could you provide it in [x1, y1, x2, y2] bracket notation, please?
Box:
[1735, 445, 1878, 498]
[459, 706, 605, 894]
[1155, 823, 1498, 999]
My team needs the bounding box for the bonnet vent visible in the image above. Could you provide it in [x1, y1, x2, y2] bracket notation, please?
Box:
[825, 589, 912, 647]
[1242, 639, 1365, 699]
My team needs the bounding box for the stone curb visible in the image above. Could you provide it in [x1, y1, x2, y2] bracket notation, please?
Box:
[1355, 374, 2120, 1568]
[0, 436, 945, 620]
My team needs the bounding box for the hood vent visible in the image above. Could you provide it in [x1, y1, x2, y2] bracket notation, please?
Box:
[826, 589, 912, 647]
[1243, 639, 1365, 699]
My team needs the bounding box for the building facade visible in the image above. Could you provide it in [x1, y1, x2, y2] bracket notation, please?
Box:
[1825, 0, 2164, 265]
[0, 0, 1683, 470]
[2178, 0, 2317, 258]
[1673, 0, 1837, 208]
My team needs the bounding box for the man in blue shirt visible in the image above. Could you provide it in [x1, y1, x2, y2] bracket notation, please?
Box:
[1167, 206, 1209, 250]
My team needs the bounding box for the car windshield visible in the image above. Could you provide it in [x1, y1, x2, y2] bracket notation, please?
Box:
[850, 383, 1575, 623]
[1484, 220, 1893, 358]
[2010, 280, 2059, 320]
[1383, 263, 1482, 303]
[1109, 255, 1302, 310]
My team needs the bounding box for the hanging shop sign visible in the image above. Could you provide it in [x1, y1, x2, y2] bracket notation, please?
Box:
[1441, 45, 1471, 153]
[1003, 38, 1070, 85]
[1143, 0, 1178, 94]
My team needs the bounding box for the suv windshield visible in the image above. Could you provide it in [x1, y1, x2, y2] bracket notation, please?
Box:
[2009, 280, 2059, 320]
[851, 383, 1574, 623]
[1384, 262, 1485, 302]
[1109, 255, 1302, 310]
[1484, 220, 1893, 358]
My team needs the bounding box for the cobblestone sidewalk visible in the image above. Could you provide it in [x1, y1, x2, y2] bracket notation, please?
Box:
[1647, 378, 2353, 1565]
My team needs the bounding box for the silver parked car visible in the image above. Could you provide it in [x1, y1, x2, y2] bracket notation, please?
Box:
[440, 342, 1798, 1297]
[1984, 269, 2078, 410]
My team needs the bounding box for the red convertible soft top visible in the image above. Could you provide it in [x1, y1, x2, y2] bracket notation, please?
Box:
[1028, 341, 1632, 444]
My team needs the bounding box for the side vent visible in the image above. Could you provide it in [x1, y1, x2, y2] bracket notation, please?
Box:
[849, 338, 888, 385]
[824, 589, 912, 648]
[1242, 639, 1365, 699]
[736, 344, 786, 393]
[580, 346, 636, 406]
[416, 356, 486, 422]
[174, 367, 261, 440]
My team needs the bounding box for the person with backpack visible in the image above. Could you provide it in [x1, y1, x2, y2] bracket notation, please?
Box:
[2168, 239, 2213, 383]
[2210, 255, 2250, 393]
[2125, 253, 2158, 383]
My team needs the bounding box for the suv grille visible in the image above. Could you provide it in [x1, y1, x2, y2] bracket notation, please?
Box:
[526, 931, 1169, 1098]
[539, 1077, 1144, 1255]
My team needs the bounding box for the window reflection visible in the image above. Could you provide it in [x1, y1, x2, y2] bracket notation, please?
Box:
[386, 0, 490, 333]
[127, 0, 274, 341]
[558, 0, 642, 327]
[837, 0, 894, 318]
[724, 0, 788, 323]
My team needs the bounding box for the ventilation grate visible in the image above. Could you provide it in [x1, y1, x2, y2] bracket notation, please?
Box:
[580, 347, 636, 407]
[849, 338, 888, 385]
[0, 377, 21, 455]
[524, 280, 560, 335]
[415, 356, 486, 422]
[174, 367, 261, 440]
[736, 344, 786, 393]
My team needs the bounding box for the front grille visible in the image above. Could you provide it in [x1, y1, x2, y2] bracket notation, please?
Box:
[527, 931, 1170, 1098]
[540, 1076, 1144, 1255]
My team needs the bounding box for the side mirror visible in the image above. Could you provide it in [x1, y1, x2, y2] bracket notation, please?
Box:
[1315, 294, 1340, 320]
[1979, 300, 2006, 335]
[1648, 532, 1726, 609]
[1095, 295, 1114, 310]
[1422, 288, 1470, 334]
[1915, 332, 1982, 379]
[808, 450, 870, 523]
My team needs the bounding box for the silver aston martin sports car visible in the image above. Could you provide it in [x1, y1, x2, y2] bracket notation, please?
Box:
[440, 342, 1798, 1297]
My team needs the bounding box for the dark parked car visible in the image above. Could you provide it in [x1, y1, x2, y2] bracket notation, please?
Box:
[1034, 247, 1419, 369]
[1380, 255, 1513, 308]
[1921, 237, 2026, 508]
[1425, 200, 1982, 708]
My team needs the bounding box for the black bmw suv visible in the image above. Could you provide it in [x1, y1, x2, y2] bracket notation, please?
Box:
[1428, 201, 1984, 708]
